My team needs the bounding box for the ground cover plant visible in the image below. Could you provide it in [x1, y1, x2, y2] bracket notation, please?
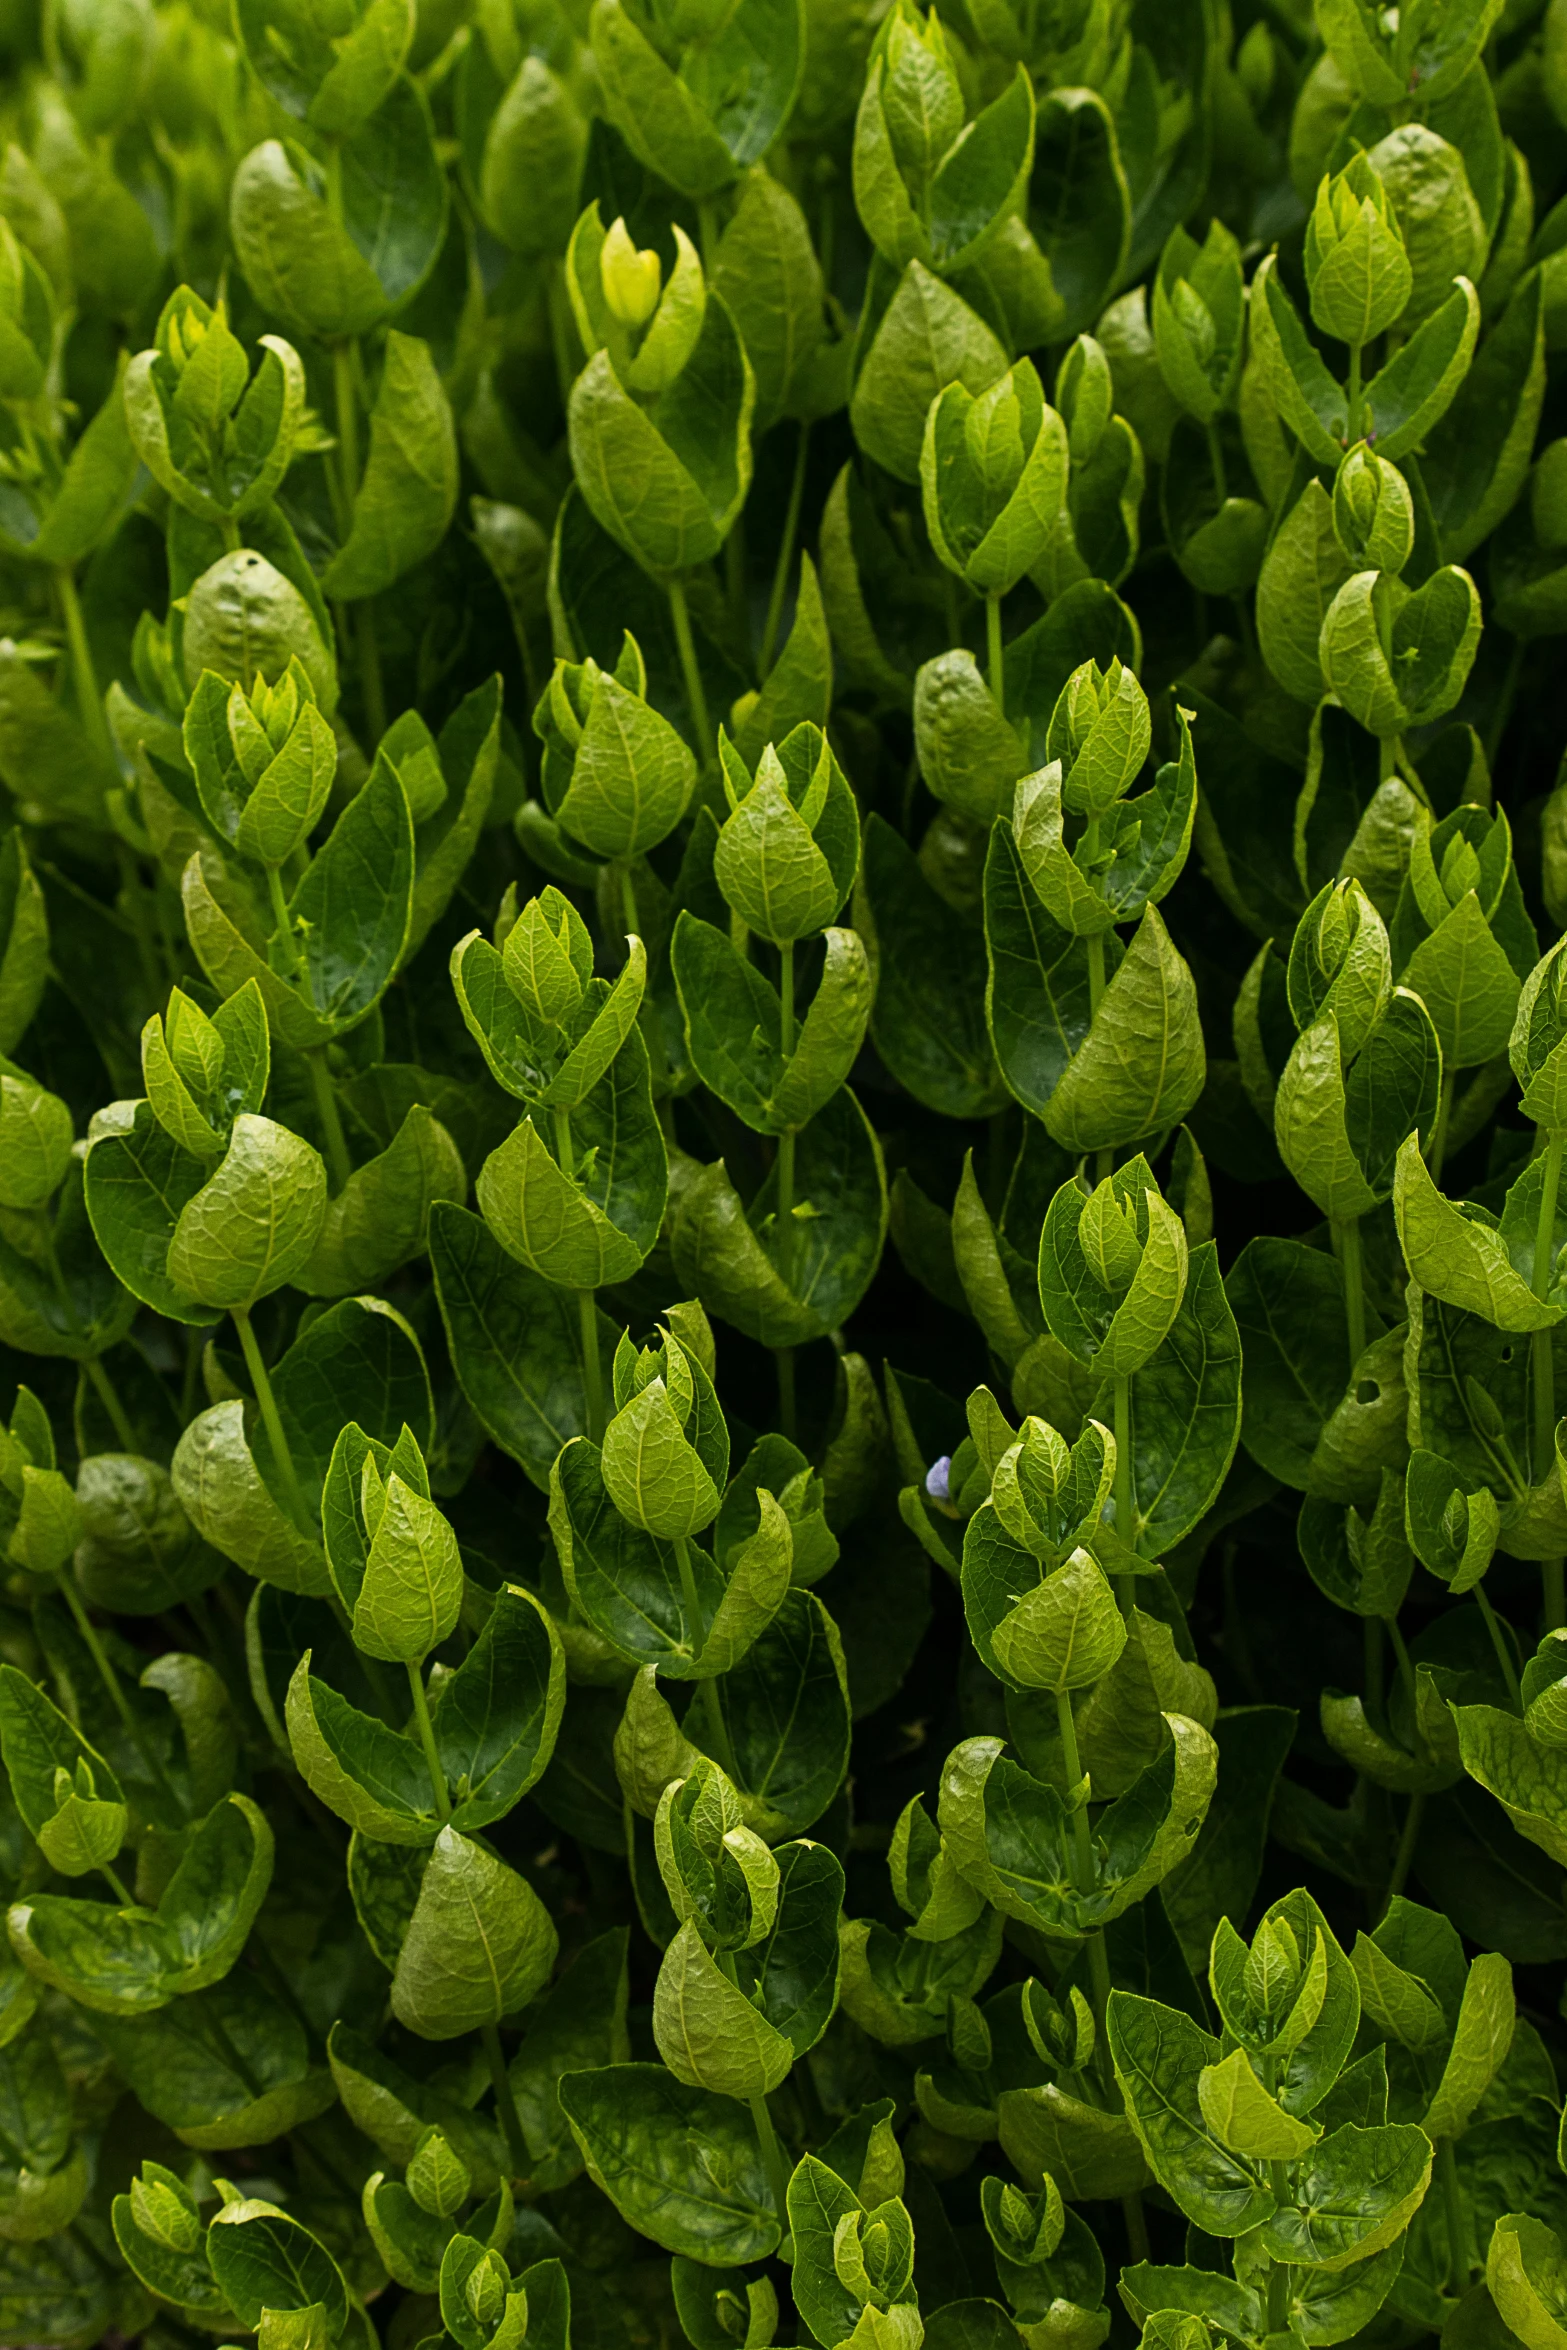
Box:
[5, 0, 1567, 2346]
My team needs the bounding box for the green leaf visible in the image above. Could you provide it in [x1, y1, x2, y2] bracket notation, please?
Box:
[558, 2064, 780, 2261]
[321, 333, 456, 599]
[390, 1824, 558, 2038]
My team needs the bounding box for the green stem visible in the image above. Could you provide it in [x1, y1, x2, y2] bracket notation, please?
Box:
[406, 1660, 451, 1824]
[1205, 422, 1228, 504]
[84, 1354, 137, 1452]
[1485, 633, 1525, 773]
[1533, 1133, 1563, 1627]
[265, 863, 297, 970]
[776, 941, 799, 1431]
[57, 1573, 180, 1809]
[1430, 1068, 1454, 1185]
[1113, 1371, 1134, 1610]
[1347, 343, 1364, 443]
[667, 577, 714, 770]
[1437, 2137, 1467, 2293]
[305, 1049, 352, 1196]
[99, 1861, 133, 1905]
[675, 1536, 736, 1772]
[1055, 1687, 1095, 1895]
[1364, 1615, 1384, 1728]
[482, 2020, 530, 2177]
[1475, 1583, 1521, 1707]
[577, 1288, 604, 1444]
[54, 564, 112, 760]
[1382, 1789, 1423, 1918]
[1334, 1215, 1366, 1370]
[1121, 2193, 1150, 2264]
[760, 421, 811, 677]
[220, 516, 242, 554]
[986, 592, 1005, 718]
[1385, 1613, 1418, 1714]
[232, 1307, 309, 1534]
[749, 2091, 793, 2259]
[1266, 2250, 1291, 2335]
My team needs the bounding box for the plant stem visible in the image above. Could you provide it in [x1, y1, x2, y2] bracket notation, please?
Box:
[482, 2020, 530, 2177]
[1055, 1687, 1095, 1895]
[54, 564, 112, 760]
[550, 1102, 603, 1440]
[1533, 1132, 1564, 1627]
[749, 2090, 793, 2259]
[232, 1307, 309, 1534]
[1364, 1615, 1384, 1727]
[759, 421, 810, 677]
[1266, 2250, 1291, 2335]
[545, 258, 577, 413]
[405, 1660, 451, 1824]
[986, 592, 1005, 718]
[1385, 1612, 1418, 1713]
[84, 1354, 137, 1452]
[1430, 1069, 1454, 1185]
[99, 1861, 133, 1905]
[1475, 1583, 1521, 1706]
[776, 940, 799, 1425]
[667, 577, 714, 770]
[1347, 343, 1363, 443]
[1486, 633, 1525, 772]
[1333, 1216, 1366, 1369]
[56, 1572, 180, 1809]
[675, 1537, 736, 1771]
[1121, 2193, 1150, 2263]
[1437, 2136, 1467, 2293]
[305, 1049, 352, 1195]
[1205, 422, 1228, 504]
[1382, 1790, 1423, 1917]
[266, 864, 297, 969]
[331, 338, 384, 744]
[1113, 1371, 1134, 1610]
[578, 1288, 604, 1444]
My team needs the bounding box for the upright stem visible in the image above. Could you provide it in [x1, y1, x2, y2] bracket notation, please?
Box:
[306, 1049, 352, 1195]
[1364, 1615, 1385, 1727]
[1437, 2137, 1467, 2293]
[1055, 1687, 1095, 1896]
[84, 1355, 137, 1452]
[1205, 423, 1228, 504]
[406, 1660, 451, 1824]
[749, 2091, 793, 2259]
[265, 865, 297, 970]
[759, 421, 810, 676]
[1532, 1132, 1564, 1628]
[1430, 1069, 1455, 1185]
[1334, 1216, 1366, 1369]
[331, 337, 384, 744]
[551, 1103, 603, 1441]
[668, 577, 714, 770]
[1385, 1612, 1418, 1714]
[1382, 1790, 1423, 1918]
[232, 1307, 309, 1534]
[1346, 343, 1364, 443]
[482, 2020, 531, 2177]
[675, 1536, 735, 1772]
[1113, 1372, 1134, 1610]
[57, 1574, 180, 1809]
[1485, 634, 1525, 773]
[776, 941, 799, 1432]
[578, 1289, 604, 1444]
[55, 565, 112, 759]
[1475, 1584, 1521, 1706]
[986, 593, 1005, 718]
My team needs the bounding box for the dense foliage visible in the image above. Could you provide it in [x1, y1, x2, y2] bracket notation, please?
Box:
[4, 0, 1567, 2346]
